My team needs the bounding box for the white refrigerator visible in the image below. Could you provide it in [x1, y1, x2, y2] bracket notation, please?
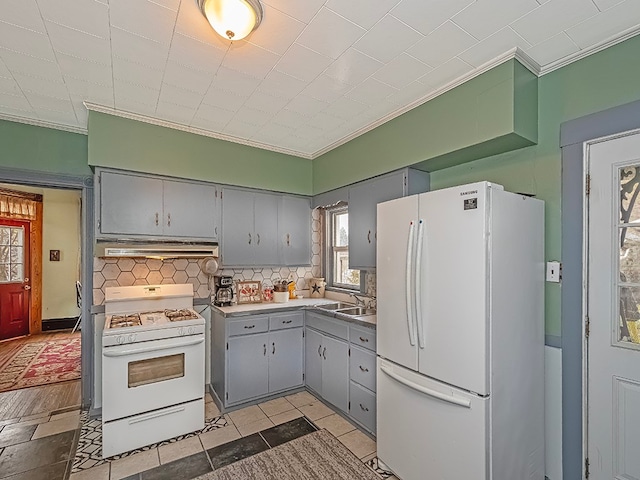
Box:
[376, 181, 545, 480]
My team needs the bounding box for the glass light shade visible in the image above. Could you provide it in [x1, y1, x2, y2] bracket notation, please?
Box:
[200, 0, 262, 41]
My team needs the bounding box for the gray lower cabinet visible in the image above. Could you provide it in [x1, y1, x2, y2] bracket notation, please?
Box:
[212, 311, 304, 407]
[304, 326, 349, 413]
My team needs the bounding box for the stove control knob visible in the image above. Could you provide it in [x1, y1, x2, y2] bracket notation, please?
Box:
[188, 326, 195, 335]
[117, 336, 125, 345]
[128, 334, 136, 343]
[178, 327, 184, 336]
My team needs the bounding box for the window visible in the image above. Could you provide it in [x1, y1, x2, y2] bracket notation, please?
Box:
[326, 206, 360, 289]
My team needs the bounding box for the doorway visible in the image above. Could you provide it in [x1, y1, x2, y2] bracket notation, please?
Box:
[586, 129, 640, 478]
[0, 183, 84, 406]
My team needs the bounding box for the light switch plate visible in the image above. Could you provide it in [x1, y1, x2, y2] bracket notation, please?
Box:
[546, 261, 561, 282]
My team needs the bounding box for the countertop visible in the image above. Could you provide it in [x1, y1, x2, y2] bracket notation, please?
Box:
[212, 298, 377, 328]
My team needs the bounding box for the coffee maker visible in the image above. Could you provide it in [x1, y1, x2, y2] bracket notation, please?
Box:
[213, 275, 234, 307]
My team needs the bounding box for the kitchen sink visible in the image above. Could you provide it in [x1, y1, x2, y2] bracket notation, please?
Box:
[335, 306, 376, 316]
[315, 302, 355, 311]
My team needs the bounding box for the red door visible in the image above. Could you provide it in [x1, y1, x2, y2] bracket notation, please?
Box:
[0, 220, 30, 340]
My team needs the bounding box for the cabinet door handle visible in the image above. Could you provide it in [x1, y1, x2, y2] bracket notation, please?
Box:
[359, 403, 369, 412]
[367, 230, 371, 243]
[215, 226, 218, 236]
[282, 319, 292, 324]
[167, 213, 171, 227]
[286, 233, 290, 246]
[359, 365, 369, 372]
[318, 345, 322, 357]
[359, 336, 369, 343]
[244, 325, 255, 329]
[257, 233, 260, 245]
[272, 342, 275, 355]
[263, 344, 266, 356]
[248, 233, 252, 245]
[155, 212, 159, 226]
[322, 347, 326, 360]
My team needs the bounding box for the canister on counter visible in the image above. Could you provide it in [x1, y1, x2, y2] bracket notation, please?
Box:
[309, 277, 325, 298]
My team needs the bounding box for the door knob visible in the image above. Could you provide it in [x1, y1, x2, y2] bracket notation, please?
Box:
[24, 285, 31, 290]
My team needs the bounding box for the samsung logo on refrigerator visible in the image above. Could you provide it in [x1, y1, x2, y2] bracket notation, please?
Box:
[460, 190, 478, 196]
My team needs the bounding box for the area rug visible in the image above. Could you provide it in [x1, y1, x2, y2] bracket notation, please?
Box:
[196, 429, 381, 480]
[0, 337, 81, 392]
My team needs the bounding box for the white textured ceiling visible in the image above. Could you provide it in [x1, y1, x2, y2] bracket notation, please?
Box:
[0, 0, 639, 159]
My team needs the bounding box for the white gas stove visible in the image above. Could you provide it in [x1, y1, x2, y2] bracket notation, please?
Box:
[102, 284, 205, 458]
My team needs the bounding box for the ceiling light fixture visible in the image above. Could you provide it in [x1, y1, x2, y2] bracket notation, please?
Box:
[197, 0, 263, 41]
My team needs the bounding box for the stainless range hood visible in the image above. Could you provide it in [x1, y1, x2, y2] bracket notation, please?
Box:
[95, 242, 218, 259]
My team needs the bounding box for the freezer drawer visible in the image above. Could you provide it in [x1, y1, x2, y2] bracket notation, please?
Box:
[377, 359, 489, 480]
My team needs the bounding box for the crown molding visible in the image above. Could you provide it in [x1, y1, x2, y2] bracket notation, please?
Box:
[539, 25, 640, 76]
[84, 102, 314, 160]
[310, 48, 539, 159]
[0, 111, 87, 135]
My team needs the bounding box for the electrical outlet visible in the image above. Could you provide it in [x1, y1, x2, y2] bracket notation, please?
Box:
[546, 261, 561, 282]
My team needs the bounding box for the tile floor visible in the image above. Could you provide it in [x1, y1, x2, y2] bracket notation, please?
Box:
[70, 391, 397, 480]
[0, 406, 81, 479]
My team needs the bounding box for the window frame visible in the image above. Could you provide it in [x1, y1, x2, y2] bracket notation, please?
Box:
[324, 205, 362, 292]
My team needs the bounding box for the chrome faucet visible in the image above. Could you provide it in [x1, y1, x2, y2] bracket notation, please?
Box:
[350, 293, 375, 308]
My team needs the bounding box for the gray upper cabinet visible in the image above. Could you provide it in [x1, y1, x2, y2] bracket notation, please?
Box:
[221, 187, 279, 266]
[97, 169, 219, 241]
[222, 187, 311, 267]
[279, 196, 311, 266]
[100, 171, 163, 236]
[163, 180, 219, 240]
[348, 168, 430, 270]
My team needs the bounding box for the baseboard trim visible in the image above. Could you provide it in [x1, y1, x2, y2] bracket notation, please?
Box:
[42, 317, 79, 331]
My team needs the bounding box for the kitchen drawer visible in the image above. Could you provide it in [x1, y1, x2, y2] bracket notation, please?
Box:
[350, 346, 376, 392]
[350, 325, 376, 352]
[270, 312, 304, 331]
[350, 381, 376, 434]
[228, 316, 269, 336]
[306, 312, 348, 340]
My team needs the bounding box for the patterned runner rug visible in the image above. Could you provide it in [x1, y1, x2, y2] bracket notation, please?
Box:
[196, 429, 381, 480]
[0, 337, 81, 392]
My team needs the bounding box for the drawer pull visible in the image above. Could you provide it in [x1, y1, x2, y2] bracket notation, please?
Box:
[244, 325, 255, 329]
[359, 403, 369, 412]
[318, 345, 322, 357]
[263, 344, 266, 356]
[322, 347, 326, 360]
[359, 365, 369, 373]
[272, 342, 276, 355]
[282, 320, 292, 324]
[359, 336, 369, 343]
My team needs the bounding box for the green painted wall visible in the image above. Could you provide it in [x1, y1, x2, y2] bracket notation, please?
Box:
[425, 36, 640, 337]
[0, 120, 89, 176]
[88, 112, 313, 195]
[313, 59, 538, 193]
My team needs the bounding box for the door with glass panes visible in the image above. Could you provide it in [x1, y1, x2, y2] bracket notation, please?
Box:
[588, 130, 640, 478]
[0, 220, 30, 340]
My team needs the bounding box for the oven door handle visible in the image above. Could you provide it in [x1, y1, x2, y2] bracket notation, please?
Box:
[103, 338, 204, 357]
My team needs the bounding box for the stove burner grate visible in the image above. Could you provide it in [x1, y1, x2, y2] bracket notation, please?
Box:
[164, 309, 199, 322]
[110, 313, 142, 328]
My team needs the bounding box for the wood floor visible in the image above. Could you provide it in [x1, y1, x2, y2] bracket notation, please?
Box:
[0, 331, 82, 421]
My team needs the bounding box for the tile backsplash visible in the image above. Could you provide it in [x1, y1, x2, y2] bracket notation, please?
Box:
[93, 209, 324, 305]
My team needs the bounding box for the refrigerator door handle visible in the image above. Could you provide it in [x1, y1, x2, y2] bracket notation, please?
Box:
[405, 221, 417, 346]
[415, 219, 425, 349]
[380, 364, 471, 408]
